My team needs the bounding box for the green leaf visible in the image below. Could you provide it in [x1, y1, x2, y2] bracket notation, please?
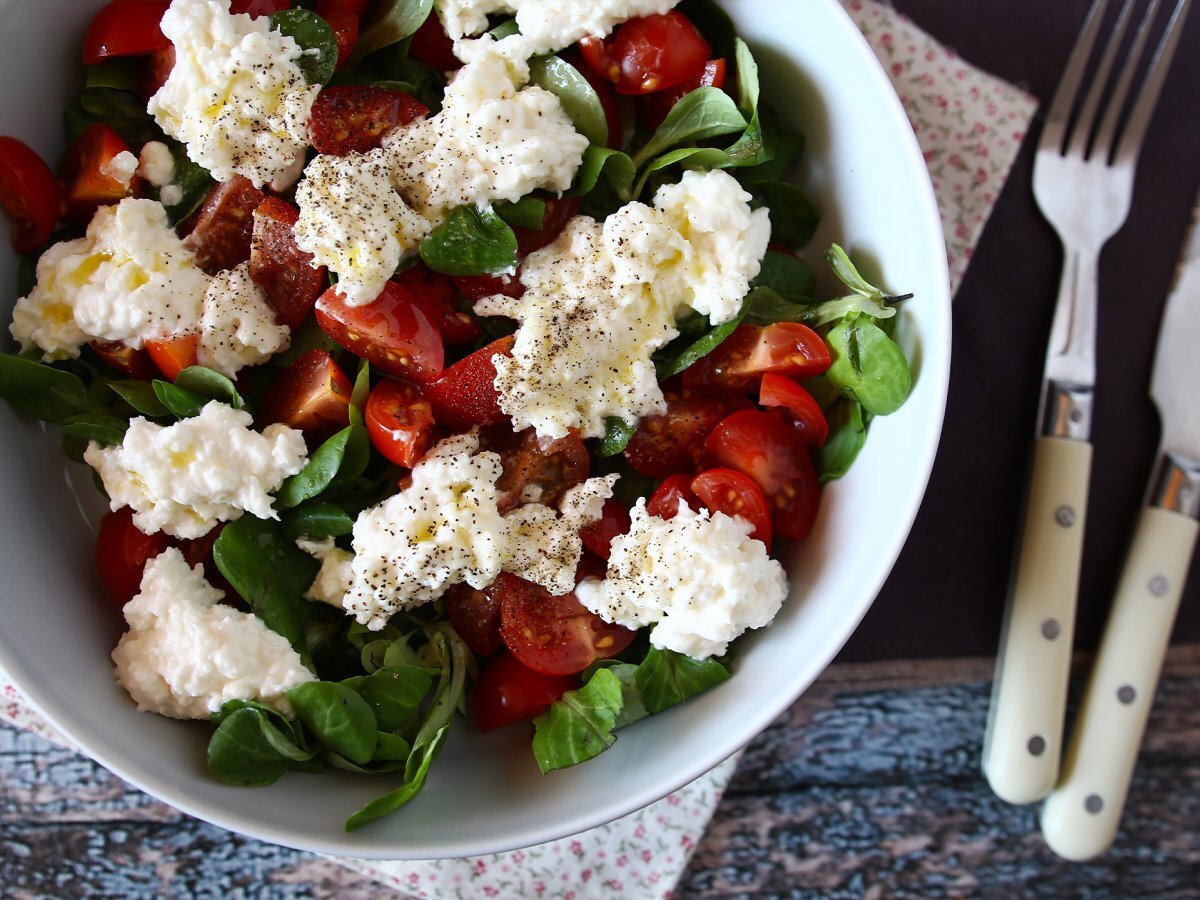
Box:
[752, 249, 816, 305]
[85, 59, 140, 93]
[288, 681, 379, 765]
[373, 731, 412, 762]
[69, 87, 161, 147]
[58, 413, 128, 446]
[569, 145, 635, 201]
[744, 179, 819, 248]
[348, 360, 371, 428]
[419, 205, 518, 276]
[159, 140, 216, 226]
[635, 647, 731, 714]
[175, 365, 243, 409]
[207, 704, 315, 787]
[152, 380, 210, 419]
[814, 396, 866, 483]
[587, 661, 648, 729]
[494, 195, 546, 231]
[271, 9, 338, 85]
[824, 315, 911, 416]
[532, 668, 623, 773]
[283, 501, 355, 540]
[741, 285, 809, 327]
[0, 354, 95, 424]
[346, 665, 435, 732]
[213, 515, 319, 666]
[108, 381, 171, 418]
[353, 0, 434, 61]
[631, 86, 746, 168]
[527, 54, 608, 146]
[826, 243, 881, 296]
[344, 725, 447, 830]
[597, 417, 637, 457]
[654, 308, 746, 381]
[276, 424, 367, 509]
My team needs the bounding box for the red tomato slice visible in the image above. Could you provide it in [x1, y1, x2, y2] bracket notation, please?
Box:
[472, 651, 578, 732]
[138, 45, 176, 102]
[691, 467, 772, 545]
[249, 196, 325, 329]
[319, 8, 359, 70]
[681, 322, 832, 392]
[0, 137, 61, 254]
[452, 271, 523, 304]
[493, 573, 637, 676]
[624, 382, 752, 478]
[316, 0, 369, 16]
[393, 264, 481, 346]
[256, 349, 353, 440]
[96, 507, 170, 609]
[83, 0, 171, 65]
[309, 86, 428, 156]
[90, 340, 158, 380]
[408, 10, 462, 73]
[365, 377, 436, 468]
[759, 372, 829, 449]
[315, 280, 445, 380]
[579, 497, 631, 560]
[645, 473, 698, 519]
[444, 582, 502, 657]
[638, 57, 726, 131]
[423, 335, 513, 433]
[182, 176, 266, 275]
[60, 124, 141, 223]
[510, 195, 581, 255]
[145, 333, 199, 381]
[481, 425, 590, 514]
[578, 10, 710, 95]
[704, 409, 821, 541]
[230, 0, 290, 16]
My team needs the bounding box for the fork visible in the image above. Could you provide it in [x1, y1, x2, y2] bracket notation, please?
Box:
[982, 0, 1193, 806]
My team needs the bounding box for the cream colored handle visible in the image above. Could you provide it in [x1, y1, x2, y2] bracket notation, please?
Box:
[983, 436, 1092, 804]
[1040, 505, 1198, 860]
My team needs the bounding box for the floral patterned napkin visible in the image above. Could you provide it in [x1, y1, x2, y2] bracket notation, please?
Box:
[0, 2, 1035, 896]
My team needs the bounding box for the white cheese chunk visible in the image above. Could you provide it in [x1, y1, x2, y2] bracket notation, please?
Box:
[9, 198, 208, 360]
[138, 141, 177, 187]
[296, 537, 355, 608]
[102, 150, 139, 190]
[197, 261, 291, 377]
[149, 0, 320, 187]
[576, 499, 788, 660]
[84, 400, 309, 540]
[112, 547, 315, 719]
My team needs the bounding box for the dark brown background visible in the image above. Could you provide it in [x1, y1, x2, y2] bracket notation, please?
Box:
[838, 0, 1200, 663]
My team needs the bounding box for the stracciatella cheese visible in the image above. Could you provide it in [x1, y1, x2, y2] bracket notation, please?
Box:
[293, 147, 434, 307]
[477, 170, 769, 439]
[295, 536, 354, 608]
[102, 150, 139, 190]
[84, 401, 308, 539]
[9, 199, 209, 360]
[344, 433, 614, 628]
[112, 548, 314, 719]
[148, 0, 320, 187]
[576, 499, 788, 660]
[138, 141, 184, 206]
[197, 261, 291, 377]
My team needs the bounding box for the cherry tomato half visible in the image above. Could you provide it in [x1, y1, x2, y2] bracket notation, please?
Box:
[579, 498, 631, 561]
[96, 507, 170, 609]
[645, 473, 698, 519]
[145, 333, 199, 381]
[759, 372, 829, 448]
[408, 10, 462, 74]
[256, 349, 353, 440]
[365, 377, 436, 468]
[90, 340, 158, 380]
[511, 195, 581, 255]
[316, 0, 369, 16]
[493, 573, 637, 676]
[249, 196, 325, 329]
[444, 582, 502, 657]
[481, 425, 590, 514]
[691, 467, 772, 545]
[472, 651, 578, 733]
[320, 8, 359, 70]
[578, 11, 710, 95]
[182, 176, 265, 275]
[83, 0, 171, 66]
[393, 264, 481, 346]
[138, 46, 176, 102]
[315, 280, 445, 380]
[0, 136, 61, 253]
[704, 409, 821, 541]
[681, 322, 832, 392]
[308, 86, 428, 156]
[60, 123, 140, 223]
[624, 382, 752, 478]
[230, 0, 290, 16]
[423, 335, 513, 433]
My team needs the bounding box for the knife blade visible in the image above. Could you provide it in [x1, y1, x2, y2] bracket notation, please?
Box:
[1040, 188, 1200, 860]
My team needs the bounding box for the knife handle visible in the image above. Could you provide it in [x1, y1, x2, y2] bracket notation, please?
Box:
[1040, 505, 1198, 860]
[983, 436, 1092, 804]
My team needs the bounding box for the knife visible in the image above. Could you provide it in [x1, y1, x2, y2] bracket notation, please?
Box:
[1040, 190, 1200, 860]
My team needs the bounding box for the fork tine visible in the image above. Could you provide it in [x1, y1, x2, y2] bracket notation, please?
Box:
[1091, 0, 1167, 159]
[1065, 0, 1141, 159]
[1110, 0, 1194, 163]
[1039, 0, 1110, 155]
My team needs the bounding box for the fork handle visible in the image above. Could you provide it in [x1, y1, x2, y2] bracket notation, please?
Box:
[1041, 505, 1198, 860]
[983, 436, 1092, 804]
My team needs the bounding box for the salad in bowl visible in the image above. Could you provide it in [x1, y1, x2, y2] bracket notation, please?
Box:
[0, 0, 945, 851]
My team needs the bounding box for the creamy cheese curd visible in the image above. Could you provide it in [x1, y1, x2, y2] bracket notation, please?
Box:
[296, 537, 355, 608]
[576, 499, 789, 659]
[84, 400, 308, 540]
[477, 170, 768, 440]
[293, 147, 434, 307]
[137, 141, 184, 206]
[112, 548, 315, 719]
[197, 261, 291, 377]
[102, 150, 139, 190]
[9, 198, 209, 360]
[148, 0, 320, 187]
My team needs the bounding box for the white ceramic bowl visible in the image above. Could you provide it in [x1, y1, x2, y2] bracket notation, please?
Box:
[0, 0, 950, 858]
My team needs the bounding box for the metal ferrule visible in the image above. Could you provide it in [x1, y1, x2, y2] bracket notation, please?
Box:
[1148, 451, 1200, 519]
[1038, 379, 1093, 440]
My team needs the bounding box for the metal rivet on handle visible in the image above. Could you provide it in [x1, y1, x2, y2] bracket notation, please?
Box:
[1027, 735, 1046, 756]
[1055, 505, 1076, 527]
[1148, 575, 1168, 597]
[1041, 619, 1061, 640]
[1085, 794, 1104, 814]
[1117, 685, 1137, 705]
